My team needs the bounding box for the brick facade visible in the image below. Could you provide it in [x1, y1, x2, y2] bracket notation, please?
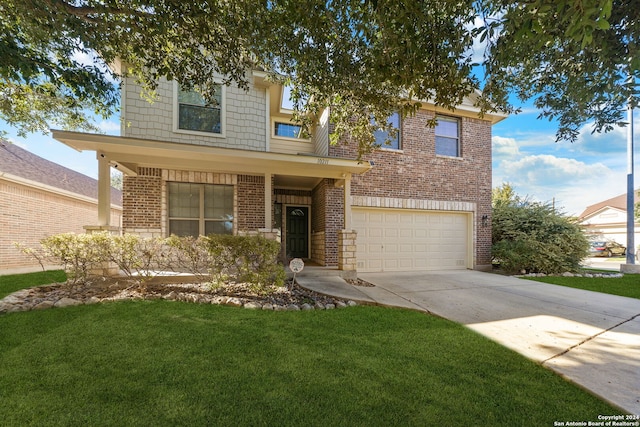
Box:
[1, 179, 122, 274]
[311, 179, 344, 266]
[237, 175, 265, 231]
[123, 168, 271, 238]
[123, 168, 162, 235]
[116, 73, 495, 272]
[329, 110, 493, 268]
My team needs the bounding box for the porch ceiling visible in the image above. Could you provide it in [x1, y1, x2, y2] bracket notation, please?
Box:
[274, 175, 322, 190]
[52, 130, 372, 180]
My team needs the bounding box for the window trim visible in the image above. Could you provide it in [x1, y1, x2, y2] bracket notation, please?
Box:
[373, 112, 402, 151]
[272, 119, 311, 142]
[434, 115, 461, 158]
[167, 182, 235, 237]
[173, 82, 226, 138]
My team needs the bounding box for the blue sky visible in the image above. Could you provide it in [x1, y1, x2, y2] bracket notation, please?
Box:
[492, 106, 638, 216]
[2, 88, 638, 218]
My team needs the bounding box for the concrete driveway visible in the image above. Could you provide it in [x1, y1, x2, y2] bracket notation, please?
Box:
[305, 270, 640, 414]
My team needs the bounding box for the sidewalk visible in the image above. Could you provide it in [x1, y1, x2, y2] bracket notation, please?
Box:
[296, 270, 640, 415]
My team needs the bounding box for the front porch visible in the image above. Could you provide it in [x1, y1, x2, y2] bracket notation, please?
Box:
[52, 130, 371, 275]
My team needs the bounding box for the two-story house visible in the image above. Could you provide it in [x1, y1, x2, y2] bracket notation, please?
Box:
[52, 69, 505, 276]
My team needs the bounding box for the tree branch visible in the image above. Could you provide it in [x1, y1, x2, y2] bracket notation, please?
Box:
[41, 0, 150, 24]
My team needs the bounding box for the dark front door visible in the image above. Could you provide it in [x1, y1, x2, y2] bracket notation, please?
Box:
[286, 206, 309, 258]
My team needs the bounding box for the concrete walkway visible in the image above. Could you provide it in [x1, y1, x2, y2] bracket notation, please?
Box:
[296, 270, 640, 415]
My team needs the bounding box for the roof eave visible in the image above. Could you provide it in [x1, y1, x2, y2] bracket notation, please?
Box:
[51, 130, 372, 179]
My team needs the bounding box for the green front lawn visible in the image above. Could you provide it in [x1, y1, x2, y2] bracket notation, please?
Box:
[0, 270, 66, 299]
[525, 274, 640, 299]
[0, 301, 618, 426]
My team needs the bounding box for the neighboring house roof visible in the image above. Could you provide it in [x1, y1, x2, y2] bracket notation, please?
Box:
[0, 139, 122, 206]
[579, 191, 639, 221]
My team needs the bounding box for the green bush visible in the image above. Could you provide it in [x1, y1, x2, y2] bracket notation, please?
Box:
[206, 234, 285, 293]
[107, 234, 170, 282]
[492, 186, 589, 274]
[21, 232, 285, 291]
[35, 232, 111, 285]
[164, 235, 212, 282]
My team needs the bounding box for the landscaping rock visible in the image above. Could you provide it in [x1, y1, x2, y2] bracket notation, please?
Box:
[0, 277, 355, 314]
[225, 297, 243, 307]
[244, 302, 262, 310]
[335, 301, 347, 309]
[33, 301, 55, 310]
[347, 300, 358, 307]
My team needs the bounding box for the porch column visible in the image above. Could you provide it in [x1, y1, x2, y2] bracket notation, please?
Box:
[338, 230, 357, 279]
[264, 173, 272, 229]
[343, 173, 352, 230]
[97, 152, 111, 226]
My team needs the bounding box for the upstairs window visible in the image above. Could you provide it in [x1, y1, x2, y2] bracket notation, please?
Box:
[373, 112, 401, 150]
[168, 182, 234, 237]
[435, 116, 460, 157]
[177, 85, 223, 134]
[274, 122, 304, 139]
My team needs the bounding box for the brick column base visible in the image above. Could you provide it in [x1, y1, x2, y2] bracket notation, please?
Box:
[338, 229, 357, 279]
[84, 225, 122, 277]
[238, 228, 281, 242]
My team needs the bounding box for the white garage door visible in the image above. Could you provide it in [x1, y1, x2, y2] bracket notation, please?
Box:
[352, 208, 470, 272]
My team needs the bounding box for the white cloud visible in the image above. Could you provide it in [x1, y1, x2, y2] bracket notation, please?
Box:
[492, 113, 640, 216]
[495, 154, 625, 216]
[467, 17, 488, 64]
[98, 120, 120, 134]
[492, 136, 520, 158]
[71, 50, 95, 67]
[569, 121, 630, 156]
[502, 155, 609, 185]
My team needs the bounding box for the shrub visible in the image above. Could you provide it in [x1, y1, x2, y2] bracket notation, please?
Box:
[206, 234, 285, 293]
[21, 232, 285, 291]
[492, 186, 589, 274]
[107, 234, 170, 283]
[164, 235, 212, 282]
[36, 232, 111, 285]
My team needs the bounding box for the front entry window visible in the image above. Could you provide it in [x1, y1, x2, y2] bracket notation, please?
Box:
[168, 182, 233, 237]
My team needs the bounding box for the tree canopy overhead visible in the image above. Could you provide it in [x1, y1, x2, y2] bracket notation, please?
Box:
[1, 0, 637, 154]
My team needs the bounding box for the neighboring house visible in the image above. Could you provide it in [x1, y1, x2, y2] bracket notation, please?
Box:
[52, 70, 505, 276]
[579, 191, 640, 248]
[0, 141, 122, 274]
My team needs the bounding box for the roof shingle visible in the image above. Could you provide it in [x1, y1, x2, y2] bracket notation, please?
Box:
[579, 191, 639, 220]
[0, 140, 122, 206]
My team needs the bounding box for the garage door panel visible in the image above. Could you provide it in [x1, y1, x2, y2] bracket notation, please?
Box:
[368, 228, 383, 238]
[399, 228, 413, 238]
[414, 229, 428, 238]
[385, 228, 398, 238]
[384, 244, 399, 253]
[367, 244, 383, 254]
[353, 208, 469, 272]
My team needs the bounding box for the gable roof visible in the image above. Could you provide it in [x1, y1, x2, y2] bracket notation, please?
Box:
[579, 191, 639, 220]
[0, 140, 122, 206]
